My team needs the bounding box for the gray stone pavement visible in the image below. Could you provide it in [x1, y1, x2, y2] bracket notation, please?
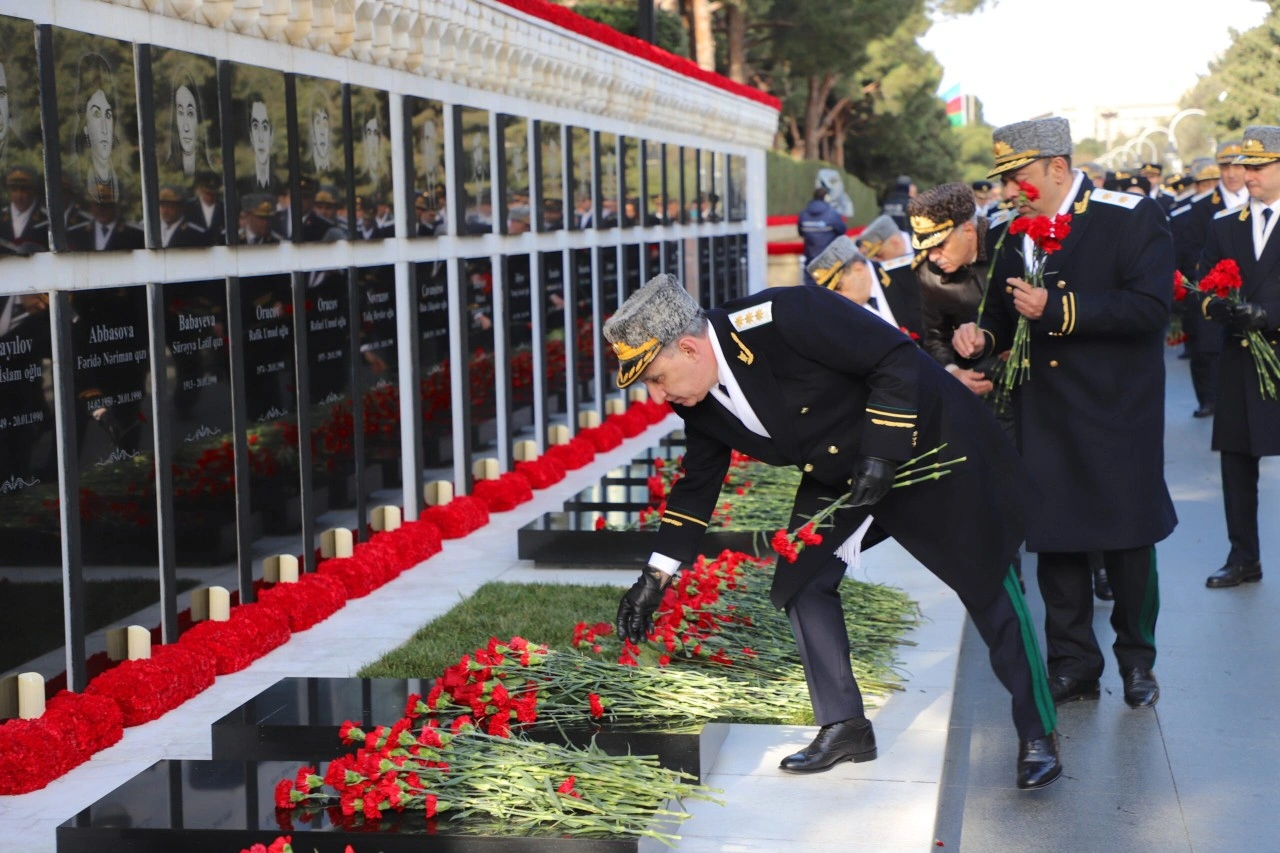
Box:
[934, 349, 1280, 853]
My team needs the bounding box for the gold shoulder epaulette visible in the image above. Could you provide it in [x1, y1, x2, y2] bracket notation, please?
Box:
[881, 254, 914, 272]
[1216, 204, 1247, 220]
[728, 302, 772, 331]
[1091, 190, 1142, 210]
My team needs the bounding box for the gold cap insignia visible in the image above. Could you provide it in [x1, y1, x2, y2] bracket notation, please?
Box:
[613, 336, 661, 388]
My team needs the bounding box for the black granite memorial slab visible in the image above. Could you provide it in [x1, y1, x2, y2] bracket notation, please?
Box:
[568, 126, 593, 231]
[0, 15, 48, 257]
[58, 758, 681, 852]
[562, 481, 654, 512]
[164, 278, 236, 564]
[406, 95, 446, 237]
[416, 260, 453, 472]
[463, 256, 498, 452]
[697, 237, 712, 309]
[350, 85, 394, 241]
[727, 154, 746, 222]
[210, 677, 727, 783]
[597, 132, 618, 229]
[225, 62, 291, 246]
[357, 265, 400, 490]
[52, 28, 145, 253]
[540, 250, 568, 430]
[643, 140, 664, 227]
[293, 74, 348, 244]
[518, 511, 760, 566]
[305, 268, 355, 511]
[535, 121, 565, 232]
[499, 114, 530, 235]
[455, 105, 492, 236]
[620, 136, 639, 228]
[149, 47, 223, 248]
[713, 236, 729, 306]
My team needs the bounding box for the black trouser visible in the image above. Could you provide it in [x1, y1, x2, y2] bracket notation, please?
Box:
[1222, 451, 1262, 564]
[788, 555, 1053, 741]
[1037, 546, 1159, 681]
[1190, 351, 1219, 407]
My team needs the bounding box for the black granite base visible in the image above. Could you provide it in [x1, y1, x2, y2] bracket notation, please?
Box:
[57, 759, 676, 852]
[517, 512, 762, 565]
[211, 677, 727, 783]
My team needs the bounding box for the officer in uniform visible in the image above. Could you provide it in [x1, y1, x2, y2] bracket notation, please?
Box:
[954, 117, 1176, 711]
[1140, 163, 1176, 214]
[66, 182, 145, 252]
[186, 170, 225, 244]
[805, 235, 922, 340]
[157, 185, 208, 249]
[1198, 126, 1280, 589]
[302, 184, 344, 242]
[607, 274, 1062, 790]
[1172, 141, 1247, 417]
[0, 166, 48, 255]
[238, 193, 285, 245]
[879, 175, 914, 230]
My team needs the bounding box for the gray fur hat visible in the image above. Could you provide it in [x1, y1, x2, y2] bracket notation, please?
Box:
[603, 274, 703, 388]
[806, 235, 864, 289]
[856, 214, 900, 259]
[989, 117, 1072, 178]
[1236, 127, 1280, 165]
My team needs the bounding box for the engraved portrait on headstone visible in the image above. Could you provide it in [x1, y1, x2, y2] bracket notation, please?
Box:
[537, 121, 564, 232]
[455, 106, 492, 236]
[151, 48, 220, 248]
[55, 29, 143, 252]
[227, 64, 289, 242]
[501, 115, 530, 235]
[405, 96, 445, 237]
[351, 86, 393, 240]
[0, 15, 47, 256]
[569, 126, 593, 231]
[295, 76, 347, 244]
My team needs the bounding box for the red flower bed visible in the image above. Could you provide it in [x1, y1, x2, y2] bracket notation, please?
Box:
[578, 423, 624, 453]
[85, 643, 217, 727]
[178, 601, 291, 675]
[631, 399, 673, 425]
[515, 456, 567, 489]
[493, 0, 781, 110]
[473, 472, 535, 512]
[258, 574, 349, 633]
[544, 436, 596, 470]
[0, 691, 124, 795]
[605, 407, 650, 438]
[422, 495, 490, 539]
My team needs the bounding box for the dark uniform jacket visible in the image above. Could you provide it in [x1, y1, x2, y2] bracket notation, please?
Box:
[65, 219, 146, 252]
[979, 182, 1177, 553]
[915, 219, 991, 368]
[184, 197, 225, 244]
[874, 254, 924, 342]
[160, 219, 209, 249]
[797, 200, 845, 265]
[0, 206, 49, 254]
[1174, 187, 1228, 356]
[1199, 203, 1280, 457]
[653, 285, 1039, 609]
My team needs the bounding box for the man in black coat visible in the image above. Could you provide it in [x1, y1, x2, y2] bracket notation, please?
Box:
[1172, 142, 1248, 417]
[605, 274, 1063, 790]
[1198, 125, 1280, 589]
[954, 117, 1177, 711]
[807, 234, 923, 341]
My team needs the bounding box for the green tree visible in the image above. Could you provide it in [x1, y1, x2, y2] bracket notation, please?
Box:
[570, 2, 690, 55]
[1180, 1, 1280, 135]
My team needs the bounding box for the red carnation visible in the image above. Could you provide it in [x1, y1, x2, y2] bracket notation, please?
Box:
[1017, 180, 1040, 202]
[588, 692, 605, 718]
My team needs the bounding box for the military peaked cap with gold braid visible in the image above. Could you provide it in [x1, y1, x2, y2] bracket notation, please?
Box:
[603, 273, 704, 388]
[1189, 157, 1220, 182]
[1234, 127, 1280, 165]
[987, 117, 1072, 179]
[805, 235, 864, 289]
[854, 214, 899, 260]
[1216, 139, 1243, 165]
[908, 182, 975, 251]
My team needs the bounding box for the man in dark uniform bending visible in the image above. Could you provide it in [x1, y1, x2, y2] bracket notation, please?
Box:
[954, 117, 1177, 711]
[606, 273, 1063, 789]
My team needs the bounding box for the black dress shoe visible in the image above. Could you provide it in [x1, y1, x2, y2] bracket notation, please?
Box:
[1049, 674, 1100, 705]
[779, 717, 876, 773]
[1093, 566, 1114, 601]
[1206, 561, 1263, 588]
[1193, 404, 1216, 418]
[1122, 668, 1159, 708]
[1016, 733, 1063, 790]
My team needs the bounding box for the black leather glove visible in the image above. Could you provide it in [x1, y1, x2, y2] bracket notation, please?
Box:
[847, 456, 899, 507]
[617, 566, 671, 644]
[1205, 297, 1234, 323]
[1229, 302, 1270, 331]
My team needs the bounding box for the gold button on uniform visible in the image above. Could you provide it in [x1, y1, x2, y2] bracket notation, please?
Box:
[828, 445, 839, 454]
[800, 407, 810, 414]
[803, 463, 814, 472]
[1049, 359, 1059, 367]
[1057, 280, 1067, 289]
